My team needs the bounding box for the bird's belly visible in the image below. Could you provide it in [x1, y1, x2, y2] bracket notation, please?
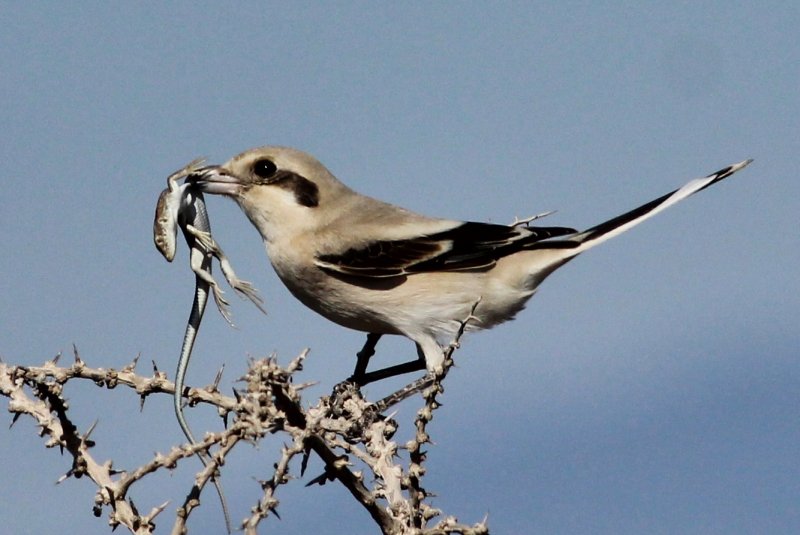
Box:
[272, 261, 535, 341]
[273, 265, 402, 334]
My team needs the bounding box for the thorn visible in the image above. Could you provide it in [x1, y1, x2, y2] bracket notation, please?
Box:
[151, 360, 159, 374]
[305, 472, 330, 487]
[510, 210, 557, 227]
[232, 388, 242, 403]
[52, 352, 62, 365]
[72, 344, 83, 365]
[56, 469, 73, 485]
[148, 500, 171, 521]
[294, 381, 318, 391]
[123, 353, 141, 373]
[83, 420, 99, 442]
[287, 348, 310, 373]
[469, 297, 482, 314]
[139, 395, 146, 412]
[300, 447, 311, 477]
[270, 506, 281, 520]
[10, 412, 21, 428]
[213, 364, 225, 389]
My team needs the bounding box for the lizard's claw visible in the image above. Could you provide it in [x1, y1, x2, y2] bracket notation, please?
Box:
[218, 257, 268, 315]
[210, 284, 234, 327]
[231, 279, 267, 314]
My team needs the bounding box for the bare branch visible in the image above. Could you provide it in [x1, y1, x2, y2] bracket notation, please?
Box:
[2, 333, 490, 535]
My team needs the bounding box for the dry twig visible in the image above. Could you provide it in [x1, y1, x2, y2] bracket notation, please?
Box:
[1, 313, 489, 535]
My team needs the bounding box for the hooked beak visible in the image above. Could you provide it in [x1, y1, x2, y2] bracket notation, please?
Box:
[187, 165, 242, 196]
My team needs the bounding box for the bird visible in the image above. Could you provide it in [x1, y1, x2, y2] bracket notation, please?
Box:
[187, 146, 751, 385]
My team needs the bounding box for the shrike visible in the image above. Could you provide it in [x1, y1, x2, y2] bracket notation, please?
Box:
[188, 146, 751, 384]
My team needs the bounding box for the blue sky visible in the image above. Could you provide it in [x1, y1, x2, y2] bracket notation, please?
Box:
[1, 3, 798, 534]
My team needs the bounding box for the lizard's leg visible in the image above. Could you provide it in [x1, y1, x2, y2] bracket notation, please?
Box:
[185, 224, 267, 314]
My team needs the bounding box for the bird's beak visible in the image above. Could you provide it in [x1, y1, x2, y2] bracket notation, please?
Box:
[187, 165, 242, 196]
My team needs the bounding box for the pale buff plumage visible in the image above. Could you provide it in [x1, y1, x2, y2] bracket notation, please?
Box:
[189, 146, 751, 379]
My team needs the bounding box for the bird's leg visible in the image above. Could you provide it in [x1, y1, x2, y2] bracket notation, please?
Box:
[332, 333, 382, 409]
[350, 339, 427, 386]
[350, 333, 382, 383]
[355, 357, 427, 385]
[333, 337, 427, 435]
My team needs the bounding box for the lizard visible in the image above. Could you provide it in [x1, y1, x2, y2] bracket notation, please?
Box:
[154, 158, 266, 531]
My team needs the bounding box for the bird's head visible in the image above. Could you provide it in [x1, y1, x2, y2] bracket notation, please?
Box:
[189, 146, 353, 240]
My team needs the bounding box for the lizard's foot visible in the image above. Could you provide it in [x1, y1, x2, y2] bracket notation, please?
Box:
[210, 283, 234, 326]
[185, 224, 217, 253]
[218, 257, 267, 315]
[231, 279, 267, 314]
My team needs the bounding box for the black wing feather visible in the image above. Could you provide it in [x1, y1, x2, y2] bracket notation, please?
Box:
[316, 222, 577, 278]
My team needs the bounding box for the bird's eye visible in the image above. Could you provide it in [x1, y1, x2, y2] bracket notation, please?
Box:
[253, 158, 278, 179]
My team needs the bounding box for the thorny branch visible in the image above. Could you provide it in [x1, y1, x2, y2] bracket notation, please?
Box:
[1, 313, 488, 535]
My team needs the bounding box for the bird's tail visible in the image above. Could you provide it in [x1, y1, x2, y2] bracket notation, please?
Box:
[532, 159, 753, 258]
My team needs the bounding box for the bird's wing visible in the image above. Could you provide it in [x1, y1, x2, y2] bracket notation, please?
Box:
[314, 222, 578, 277]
